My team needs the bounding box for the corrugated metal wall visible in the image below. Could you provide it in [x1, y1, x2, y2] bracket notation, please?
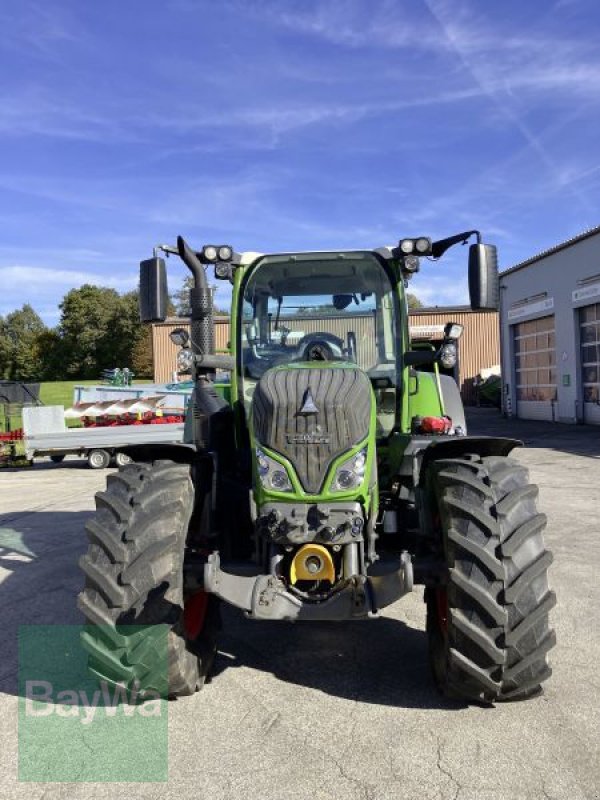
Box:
[408, 309, 500, 404]
[152, 309, 499, 404]
[152, 318, 230, 384]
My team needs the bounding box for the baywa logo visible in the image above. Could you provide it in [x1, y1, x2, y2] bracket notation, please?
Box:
[19, 625, 168, 782]
[24, 679, 162, 725]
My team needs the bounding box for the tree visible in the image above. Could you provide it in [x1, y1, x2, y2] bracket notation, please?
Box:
[407, 293, 423, 310]
[131, 327, 154, 378]
[0, 304, 48, 380]
[174, 275, 229, 316]
[58, 286, 150, 379]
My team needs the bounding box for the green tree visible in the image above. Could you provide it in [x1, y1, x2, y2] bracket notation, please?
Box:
[58, 285, 125, 378]
[57, 285, 164, 379]
[0, 304, 48, 380]
[407, 293, 423, 310]
[131, 327, 154, 378]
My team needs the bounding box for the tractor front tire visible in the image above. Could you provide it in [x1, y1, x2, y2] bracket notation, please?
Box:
[426, 455, 556, 703]
[78, 460, 219, 698]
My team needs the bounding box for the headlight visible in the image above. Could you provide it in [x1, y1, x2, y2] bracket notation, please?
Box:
[214, 261, 233, 280]
[331, 447, 367, 492]
[218, 245, 233, 261]
[439, 342, 457, 369]
[203, 245, 218, 262]
[177, 348, 195, 373]
[399, 239, 414, 254]
[255, 447, 293, 492]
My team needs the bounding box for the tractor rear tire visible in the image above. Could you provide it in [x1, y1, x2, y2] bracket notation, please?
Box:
[426, 454, 556, 703]
[77, 460, 219, 698]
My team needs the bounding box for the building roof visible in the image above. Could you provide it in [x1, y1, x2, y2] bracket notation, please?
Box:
[501, 224, 600, 277]
[409, 305, 483, 314]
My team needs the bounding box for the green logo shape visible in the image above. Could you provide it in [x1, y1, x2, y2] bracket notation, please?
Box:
[19, 625, 168, 782]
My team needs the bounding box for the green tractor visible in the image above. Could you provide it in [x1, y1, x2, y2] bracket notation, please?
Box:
[78, 231, 555, 703]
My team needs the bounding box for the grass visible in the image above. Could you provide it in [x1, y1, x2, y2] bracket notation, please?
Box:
[0, 379, 154, 435]
[39, 379, 153, 408]
[39, 380, 101, 409]
[0, 378, 152, 463]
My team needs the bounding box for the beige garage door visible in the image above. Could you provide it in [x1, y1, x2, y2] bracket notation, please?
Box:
[580, 303, 600, 425]
[514, 315, 557, 421]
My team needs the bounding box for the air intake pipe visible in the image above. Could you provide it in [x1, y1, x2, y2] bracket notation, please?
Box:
[177, 235, 215, 364]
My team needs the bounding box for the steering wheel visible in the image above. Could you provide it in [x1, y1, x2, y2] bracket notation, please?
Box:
[296, 332, 345, 362]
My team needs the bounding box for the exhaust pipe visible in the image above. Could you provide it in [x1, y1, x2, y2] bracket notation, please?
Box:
[177, 236, 214, 363]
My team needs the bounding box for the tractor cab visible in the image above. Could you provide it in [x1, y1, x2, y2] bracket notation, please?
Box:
[237, 250, 400, 438]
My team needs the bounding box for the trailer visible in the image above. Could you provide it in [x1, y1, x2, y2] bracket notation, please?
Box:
[22, 406, 185, 468]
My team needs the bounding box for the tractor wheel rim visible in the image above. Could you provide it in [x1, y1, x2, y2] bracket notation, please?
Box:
[183, 591, 209, 640]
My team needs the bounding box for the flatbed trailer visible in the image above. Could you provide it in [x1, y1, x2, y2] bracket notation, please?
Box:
[22, 406, 185, 468]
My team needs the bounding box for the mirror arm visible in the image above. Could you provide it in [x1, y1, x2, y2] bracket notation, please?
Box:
[431, 230, 481, 259]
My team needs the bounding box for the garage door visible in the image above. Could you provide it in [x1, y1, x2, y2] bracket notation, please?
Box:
[580, 303, 600, 425]
[514, 315, 557, 421]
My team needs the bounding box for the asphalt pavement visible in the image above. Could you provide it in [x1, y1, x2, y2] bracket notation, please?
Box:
[1, 408, 599, 799]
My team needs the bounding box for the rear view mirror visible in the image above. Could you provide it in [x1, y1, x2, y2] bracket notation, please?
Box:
[139, 257, 168, 322]
[333, 294, 353, 310]
[468, 244, 499, 310]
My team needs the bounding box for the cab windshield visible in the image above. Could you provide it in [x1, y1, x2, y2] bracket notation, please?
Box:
[240, 252, 400, 434]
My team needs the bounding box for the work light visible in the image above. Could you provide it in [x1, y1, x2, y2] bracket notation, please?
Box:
[177, 348, 195, 373]
[439, 342, 458, 369]
[444, 322, 464, 340]
[218, 245, 233, 261]
[415, 237, 432, 254]
[202, 245, 218, 262]
[399, 239, 414, 254]
[402, 256, 420, 273]
[169, 327, 190, 347]
[214, 262, 233, 280]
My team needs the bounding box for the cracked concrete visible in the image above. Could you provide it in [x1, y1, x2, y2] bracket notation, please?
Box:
[1, 410, 600, 799]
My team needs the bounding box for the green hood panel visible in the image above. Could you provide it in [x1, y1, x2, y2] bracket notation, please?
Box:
[252, 363, 373, 494]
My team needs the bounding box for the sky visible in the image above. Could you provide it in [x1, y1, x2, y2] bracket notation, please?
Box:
[1, 0, 600, 323]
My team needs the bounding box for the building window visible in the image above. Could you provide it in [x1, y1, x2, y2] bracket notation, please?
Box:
[580, 303, 600, 404]
[513, 316, 557, 401]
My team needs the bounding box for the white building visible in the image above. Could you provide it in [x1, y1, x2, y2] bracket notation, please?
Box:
[500, 225, 600, 424]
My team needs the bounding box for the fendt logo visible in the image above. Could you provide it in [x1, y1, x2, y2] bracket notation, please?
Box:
[286, 432, 330, 444]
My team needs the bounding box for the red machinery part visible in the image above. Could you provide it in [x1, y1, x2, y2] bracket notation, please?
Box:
[418, 416, 453, 435]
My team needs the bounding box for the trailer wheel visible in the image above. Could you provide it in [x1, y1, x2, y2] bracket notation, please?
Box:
[50, 454, 65, 464]
[78, 460, 219, 698]
[113, 451, 133, 467]
[425, 454, 556, 703]
[88, 449, 111, 469]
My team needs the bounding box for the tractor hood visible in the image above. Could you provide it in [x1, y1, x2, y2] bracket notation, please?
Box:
[251, 362, 374, 496]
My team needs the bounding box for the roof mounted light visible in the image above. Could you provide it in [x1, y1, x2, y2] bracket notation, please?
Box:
[202, 245, 218, 262]
[397, 237, 432, 257]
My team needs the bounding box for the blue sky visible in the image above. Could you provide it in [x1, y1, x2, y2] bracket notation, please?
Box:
[1, 0, 600, 322]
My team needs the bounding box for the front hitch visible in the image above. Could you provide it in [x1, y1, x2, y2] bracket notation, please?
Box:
[203, 552, 413, 621]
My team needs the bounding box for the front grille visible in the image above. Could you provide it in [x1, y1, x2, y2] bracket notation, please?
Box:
[252, 366, 371, 493]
